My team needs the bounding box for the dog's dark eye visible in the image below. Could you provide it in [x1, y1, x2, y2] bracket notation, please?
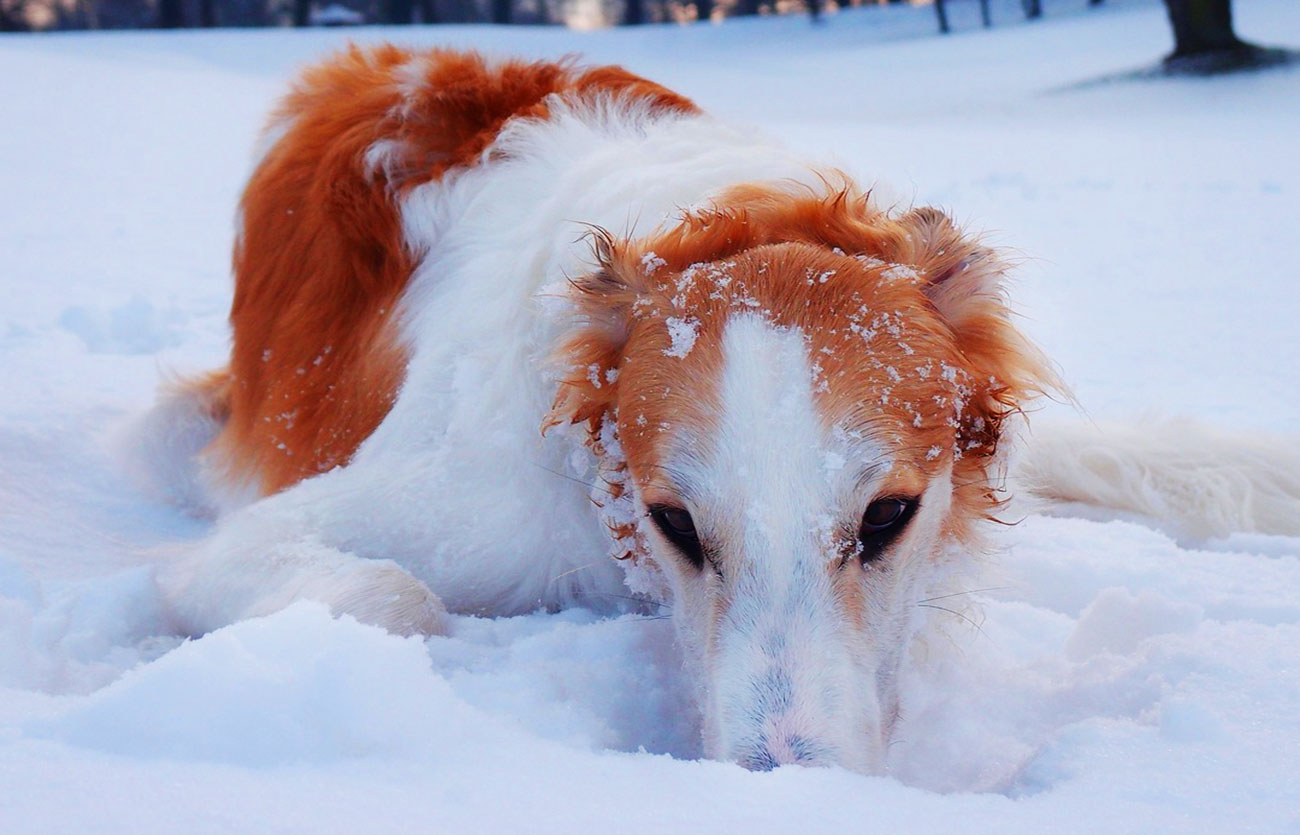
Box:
[863, 499, 908, 530]
[857, 497, 919, 564]
[648, 504, 704, 570]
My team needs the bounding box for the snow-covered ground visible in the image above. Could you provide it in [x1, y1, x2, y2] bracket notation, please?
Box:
[2, 1, 1298, 831]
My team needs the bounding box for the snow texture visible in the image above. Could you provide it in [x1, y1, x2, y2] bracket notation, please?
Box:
[2, 0, 1299, 831]
[662, 315, 701, 358]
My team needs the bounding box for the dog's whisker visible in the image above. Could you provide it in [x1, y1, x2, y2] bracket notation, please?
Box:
[567, 590, 670, 611]
[546, 560, 612, 585]
[528, 460, 618, 498]
[916, 602, 986, 636]
[917, 586, 1007, 604]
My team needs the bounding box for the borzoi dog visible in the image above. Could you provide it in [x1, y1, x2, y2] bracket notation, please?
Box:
[134, 48, 1300, 773]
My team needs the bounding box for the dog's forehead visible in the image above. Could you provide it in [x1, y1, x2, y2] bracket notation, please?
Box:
[616, 243, 967, 487]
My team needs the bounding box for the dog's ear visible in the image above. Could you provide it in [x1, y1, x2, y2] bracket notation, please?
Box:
[900, 207, 1061, 460]
[901, 208, 1006, 329]
[543, 230, 643, 437]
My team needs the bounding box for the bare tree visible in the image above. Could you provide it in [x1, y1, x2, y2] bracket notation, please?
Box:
[1165, 0, 1245, 57]
[933, 0, 991, 33]
[1162, 0, 1296, 73]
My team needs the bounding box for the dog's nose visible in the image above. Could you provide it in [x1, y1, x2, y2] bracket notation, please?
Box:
[736, 735, 828, 771]
[737, 749, 780, 772]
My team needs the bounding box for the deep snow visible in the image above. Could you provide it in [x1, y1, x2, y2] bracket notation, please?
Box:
[2, 0, 1299, 831]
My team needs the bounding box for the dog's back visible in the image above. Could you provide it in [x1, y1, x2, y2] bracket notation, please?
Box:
[185, 49, 695, 505]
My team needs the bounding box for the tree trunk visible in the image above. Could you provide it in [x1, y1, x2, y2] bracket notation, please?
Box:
[695, 0, 712, 21]
[1163, 0, 1244, 57]
[623, 0, 643, 25]
[491, 0, 511, 23]
[199, 0, 217, 26]
[933, 0, 948, 34]
[735, 0, 760, 16]
[417, 0, 437, 22]
[1158, 0, 1298, 74]
[292, 0, 311, 26]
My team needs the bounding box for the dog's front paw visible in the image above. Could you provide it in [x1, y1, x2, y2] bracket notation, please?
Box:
[310, 560, 449, 638]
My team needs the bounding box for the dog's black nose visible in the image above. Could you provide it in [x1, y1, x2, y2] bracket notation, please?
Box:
[737, 735, 829, 771]
[737, 748, 780, 772]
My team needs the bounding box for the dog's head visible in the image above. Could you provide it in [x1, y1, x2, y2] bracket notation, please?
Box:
[549, 183, 1054, 772]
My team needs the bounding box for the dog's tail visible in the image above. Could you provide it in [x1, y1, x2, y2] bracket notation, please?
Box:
[117, 369, 233, 515]
[1013, 419, 1300, 539]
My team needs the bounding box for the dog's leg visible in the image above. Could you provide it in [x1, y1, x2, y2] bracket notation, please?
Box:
[1013, 419, 1300, 539]
[156, 505, 448, 638]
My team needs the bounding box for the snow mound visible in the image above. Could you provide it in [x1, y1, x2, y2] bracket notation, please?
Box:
[0, 559, 178, 696]
[26, 603, 512, 765]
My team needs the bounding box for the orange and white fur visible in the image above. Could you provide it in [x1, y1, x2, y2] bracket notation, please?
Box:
[135, 47, 1300, 773]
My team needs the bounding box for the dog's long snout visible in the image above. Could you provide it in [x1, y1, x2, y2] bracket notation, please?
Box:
[709, 607, 877, 771]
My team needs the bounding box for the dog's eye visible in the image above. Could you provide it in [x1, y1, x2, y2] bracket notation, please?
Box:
[648, 504, 704, 570]
[862, 498, 908, 531]
[857, 497, 919, 564]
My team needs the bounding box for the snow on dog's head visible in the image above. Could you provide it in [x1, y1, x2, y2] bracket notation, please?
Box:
[549, 183, 1054, 772]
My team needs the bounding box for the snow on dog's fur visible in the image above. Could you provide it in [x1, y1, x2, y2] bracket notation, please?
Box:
[136, 46, 1300, 772]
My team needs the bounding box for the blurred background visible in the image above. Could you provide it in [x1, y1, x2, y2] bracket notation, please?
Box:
[0, 0, 1271, 63]
[3, 0, 997, 32]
